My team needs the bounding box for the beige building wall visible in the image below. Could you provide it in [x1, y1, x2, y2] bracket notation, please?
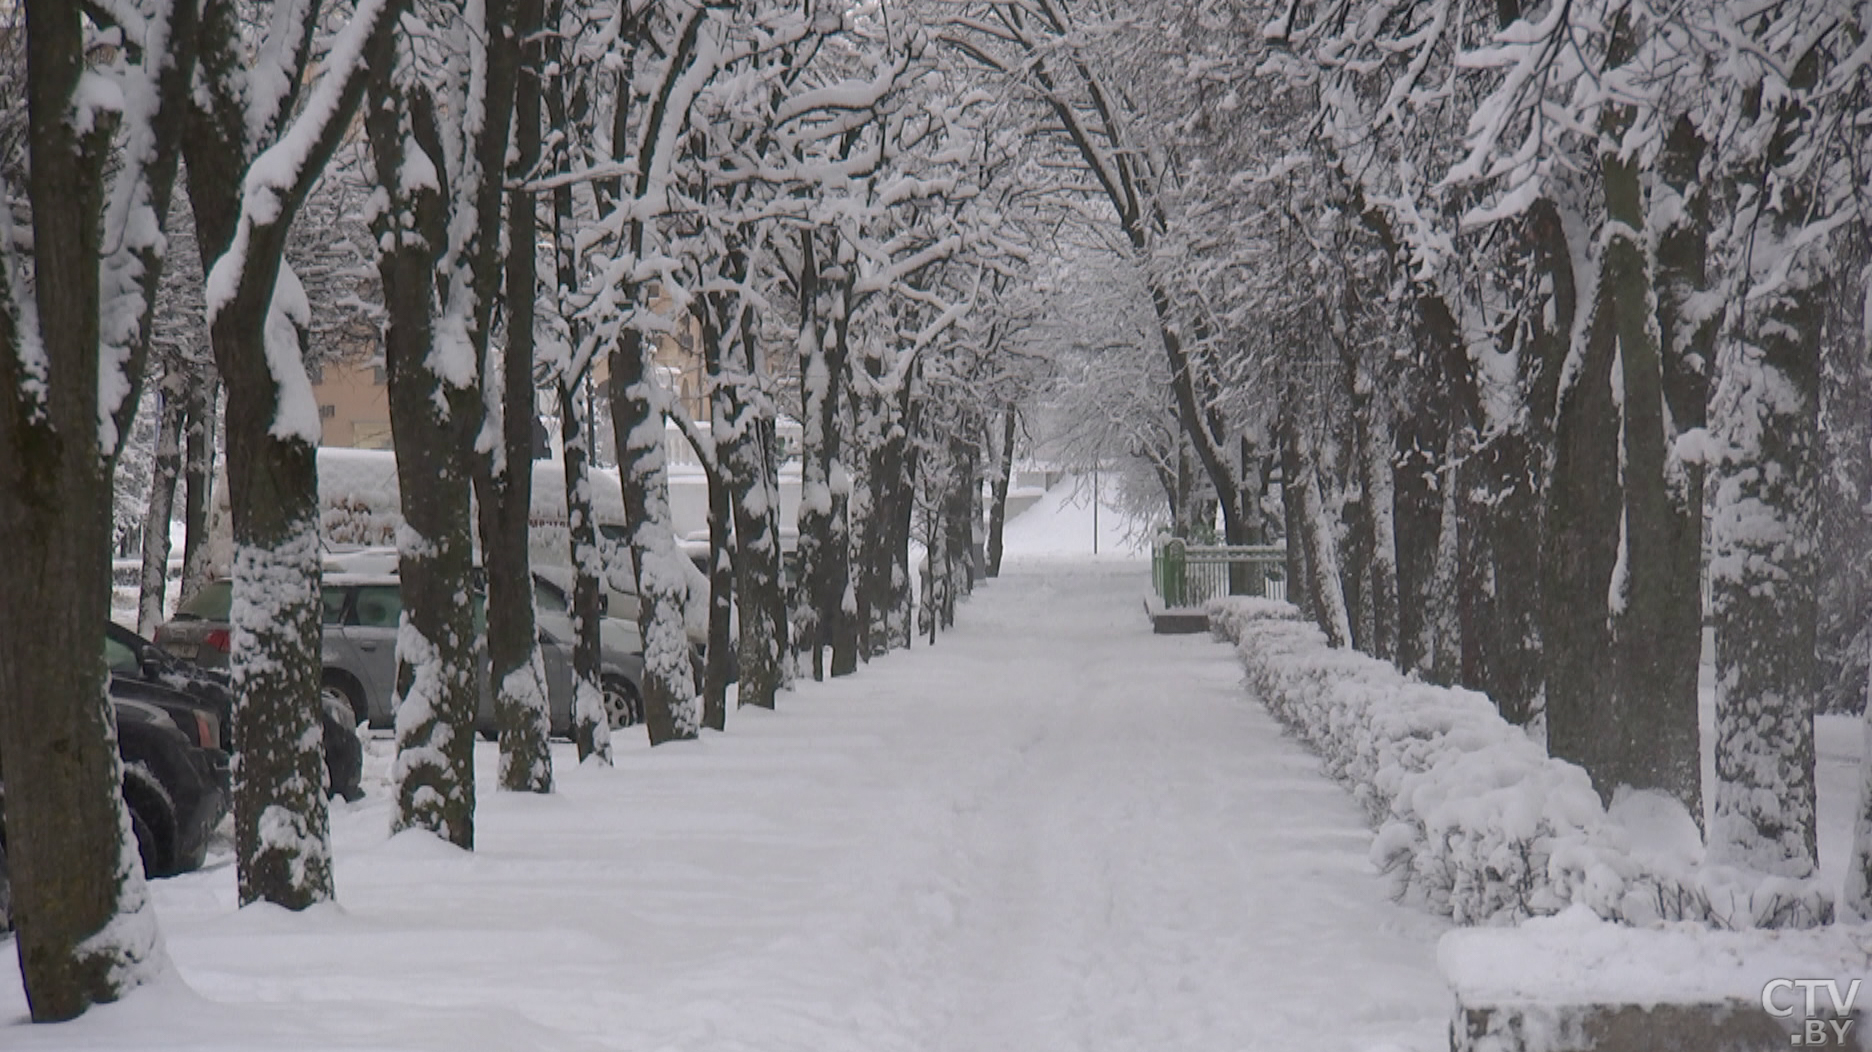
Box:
[311, 354, 393, 449]
[310, 313, 706, 452]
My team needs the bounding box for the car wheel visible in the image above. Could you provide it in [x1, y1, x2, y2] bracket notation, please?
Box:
[320, 706, 366, 803]
[321, 670, 368, 727]
[602, 676, 641, 729]
[119, 774, 176, 879]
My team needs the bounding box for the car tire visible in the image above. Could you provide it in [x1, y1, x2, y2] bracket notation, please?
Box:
[320, 707, 366, 803]
[321, 670, 369, 728]
[120, 776, 173, 878]
[602, 675, 641, 729]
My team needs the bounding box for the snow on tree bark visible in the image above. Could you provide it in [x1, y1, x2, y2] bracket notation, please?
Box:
[1707, 68, 1828, 878]
[560, 387, 613, 760]
[0, 0, 178, 1019]
[477, 0, 554, 794]
[716, 303, 791, 708]
[793, 231, 860, 680]
[611, 326, 702, 744]
[137, 372, 186, 634]
[366, 35, 480, 849]
[541, 14, 612, 763]
[190, 0, 397, 904]
[1597, 14, 1701, 814]
[986, 406, 1016, 578]
[1284, 413, 1352, 649]
[178, 380, 220, 608]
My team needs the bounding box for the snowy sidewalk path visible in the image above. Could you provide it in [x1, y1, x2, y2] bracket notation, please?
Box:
[4, 560, 1449, 1052]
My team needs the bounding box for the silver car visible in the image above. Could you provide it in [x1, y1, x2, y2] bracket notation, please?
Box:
[159, 568, 645, 737]
[318, 571, 646, 735]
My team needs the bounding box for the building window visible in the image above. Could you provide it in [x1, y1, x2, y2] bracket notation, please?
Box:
[373, 366, 387, 385]
[307, 361, 324, 384]
[319, 404, 336, 420]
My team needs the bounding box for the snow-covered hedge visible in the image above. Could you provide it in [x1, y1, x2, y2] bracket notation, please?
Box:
[1208, 598, 1831, 930]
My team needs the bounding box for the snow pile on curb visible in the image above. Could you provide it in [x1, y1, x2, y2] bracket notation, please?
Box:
[1440, 903, 1872, 1007]
[1208, 598, 1832, 930]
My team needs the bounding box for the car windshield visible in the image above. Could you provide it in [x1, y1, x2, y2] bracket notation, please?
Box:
[352, 585, 402, 629]
[175, 580, 233, 622]
[104, 634, 139, 673]
[535, 578, 569, 615]
[340, 582, 486, 634]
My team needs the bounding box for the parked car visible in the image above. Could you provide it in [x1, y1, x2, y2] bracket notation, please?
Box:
[529, 566, 650, 727]
[317, 570, 647, 736]
[535, 560, 732, 686]
[110, 691, 231, 876]
[119, 620, 362, 801]
[1, 679, 232, 931]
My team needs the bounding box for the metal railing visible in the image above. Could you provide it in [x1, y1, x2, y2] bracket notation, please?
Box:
[1151, 539, 1288, 608]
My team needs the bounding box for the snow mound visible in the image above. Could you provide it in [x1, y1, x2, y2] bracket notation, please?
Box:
[1208, 598, 1833, 931]
[1440, 902, 1872, 1007]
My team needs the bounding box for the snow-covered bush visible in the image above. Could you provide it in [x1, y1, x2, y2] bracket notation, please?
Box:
[1208, 598, 1833, 930]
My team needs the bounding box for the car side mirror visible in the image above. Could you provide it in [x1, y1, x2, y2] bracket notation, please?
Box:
[139, 645, 166, 679]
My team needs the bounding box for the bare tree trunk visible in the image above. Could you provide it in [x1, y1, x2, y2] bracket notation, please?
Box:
[1391, 418, 1441, 672]
[561, 380, 613, 759]
[793, 232, 858, 679]
[722, 371, 788, 709]
[1457, 432, 1545, 725]
[1543, 275, 1622, 788]
[690, 308, 734, 730]
[892, 373, 921, 649]
[611, 325, 702, 744]
[1349, 373, 1398, 660]
[923, 473, 949, 642]
[986, 406, 1016, 577]
[702, 451, 734, 729]
[188, 0, 390, 905]
[1586, 34, 1702, 813]
[941, 436, 973, 627]
[1709, 61, 1826, 878]
[544, 30, 611, 763]
[0, 0, 170, 1016]
[366, 61, 478, 850]
[138, 372, 187, 634]
[178, 379, 219, 607]
[857, 377, 911, 656]
[479, 0, 554, 793]
[1282, 410, 1351, 647]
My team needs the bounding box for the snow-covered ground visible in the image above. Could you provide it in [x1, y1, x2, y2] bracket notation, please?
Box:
[996, 472, 1149, 559]
[5, 491, 1450, 1050]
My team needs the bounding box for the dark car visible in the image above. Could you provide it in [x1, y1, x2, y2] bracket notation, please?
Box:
[1, 681, 233, 932]
[113, 692, 231, 877]
[112, 622, 363, 802]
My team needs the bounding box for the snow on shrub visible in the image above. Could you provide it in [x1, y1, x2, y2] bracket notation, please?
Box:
[1208, 598, 1831, 930]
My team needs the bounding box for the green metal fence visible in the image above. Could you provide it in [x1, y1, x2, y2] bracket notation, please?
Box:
[1152, 539, 1288, 608]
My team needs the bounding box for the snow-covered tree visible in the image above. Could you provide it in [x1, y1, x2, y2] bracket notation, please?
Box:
[0, 0, 199, 1019]
[187, 0, 401, 903]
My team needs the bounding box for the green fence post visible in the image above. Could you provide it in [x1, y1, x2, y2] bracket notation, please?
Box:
[1164, 538, 1187, 607]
